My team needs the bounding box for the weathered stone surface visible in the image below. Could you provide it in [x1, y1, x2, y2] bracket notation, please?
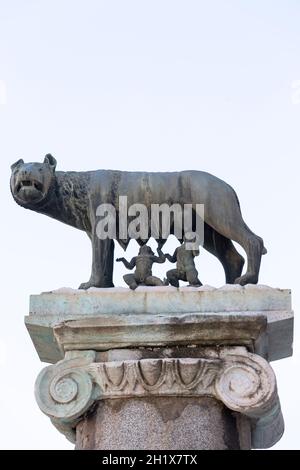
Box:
[30, 284, 291, 315]
[26, 285, 293, 363]
[76, 397, 240, 450]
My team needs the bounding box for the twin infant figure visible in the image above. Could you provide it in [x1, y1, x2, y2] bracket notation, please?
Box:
[116, 237, 201, 290]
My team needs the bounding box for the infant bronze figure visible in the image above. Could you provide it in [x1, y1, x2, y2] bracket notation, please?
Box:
[160, 236, 202, 287]
[116, 245, 168, 290]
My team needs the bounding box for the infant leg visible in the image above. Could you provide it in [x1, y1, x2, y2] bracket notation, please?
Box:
[186, 268, 202, 287]
[145, 275, 165, 286]
[123, 274, 138, 290]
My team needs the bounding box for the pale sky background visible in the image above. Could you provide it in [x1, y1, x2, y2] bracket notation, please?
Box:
[0, 0, 299, 449]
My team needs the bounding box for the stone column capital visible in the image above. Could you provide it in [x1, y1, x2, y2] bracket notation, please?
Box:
[34, 346, 283, 448]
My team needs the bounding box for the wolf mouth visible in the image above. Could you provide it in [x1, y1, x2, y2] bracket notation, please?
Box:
[16, 179, 43, 193]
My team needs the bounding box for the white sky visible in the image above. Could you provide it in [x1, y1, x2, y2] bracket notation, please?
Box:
[0, 0, 299, 450]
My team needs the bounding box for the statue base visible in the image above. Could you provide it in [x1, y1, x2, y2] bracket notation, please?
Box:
[26, 285, 293, 450]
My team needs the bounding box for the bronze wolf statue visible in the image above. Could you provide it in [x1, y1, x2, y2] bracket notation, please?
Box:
[10, 154, 266, 288]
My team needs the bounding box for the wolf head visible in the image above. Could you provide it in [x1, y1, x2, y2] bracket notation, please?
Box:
[10, 154, 57, 208]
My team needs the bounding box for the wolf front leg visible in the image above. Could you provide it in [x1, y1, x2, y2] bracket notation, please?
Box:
[79, 234, 115, 289]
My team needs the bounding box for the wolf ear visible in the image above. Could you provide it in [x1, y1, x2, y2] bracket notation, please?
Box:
[44, 154, 57, 171]
[11, 159, 24, 172]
